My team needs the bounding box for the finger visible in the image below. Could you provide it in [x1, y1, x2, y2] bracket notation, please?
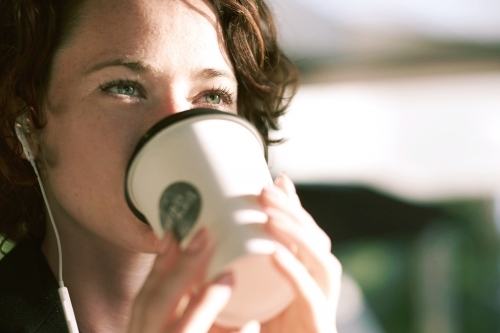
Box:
[260, 185, 313, 227]
[260, 186, 331, 252]
[274, 173, 300, 205]
[157, 228, 214, 312]
[140, 232, 179, 294]
[131, 232, 180, 328]
[132, 228, 214, 330]
[265, 206, 330, 259]
[261, 183, 335, 296]
[265, 207, 340, 297]
[272, 247, 338, 332]
[261, 189, 331, 256]
[176, 272, 233, 333]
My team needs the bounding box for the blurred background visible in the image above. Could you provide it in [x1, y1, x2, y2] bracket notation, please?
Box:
[265, 0, 500, 332]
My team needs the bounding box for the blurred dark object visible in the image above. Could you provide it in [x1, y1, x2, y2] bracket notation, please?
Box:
[296, 185, 440, 242]
[296, 185, 500, 333]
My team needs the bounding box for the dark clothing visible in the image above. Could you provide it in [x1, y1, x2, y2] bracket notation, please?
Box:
[0, 240, 68, 332]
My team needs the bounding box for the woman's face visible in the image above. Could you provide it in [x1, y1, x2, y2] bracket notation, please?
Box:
[39, 0, 237, 252]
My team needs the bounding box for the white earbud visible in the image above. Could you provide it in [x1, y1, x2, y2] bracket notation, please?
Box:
[14, 113, 79, 333]
[14, 114, 35, 164]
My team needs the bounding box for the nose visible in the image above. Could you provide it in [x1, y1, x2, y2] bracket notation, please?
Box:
[158, 85, 192, 119]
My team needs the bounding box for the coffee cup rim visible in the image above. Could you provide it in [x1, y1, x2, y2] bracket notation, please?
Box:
[124, 108, 267, 224]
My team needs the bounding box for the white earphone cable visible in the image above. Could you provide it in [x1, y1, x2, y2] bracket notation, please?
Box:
[15, 119, 79, 332]
[15, 120, 63, 286]
[30, 160, 64, 287]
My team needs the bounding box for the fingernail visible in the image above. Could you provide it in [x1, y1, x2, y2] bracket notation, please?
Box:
[186, 228, 207, 253]
[275, 172, 286, 185]
[281, 173, 296, 193]
[214, 272, 233, 286]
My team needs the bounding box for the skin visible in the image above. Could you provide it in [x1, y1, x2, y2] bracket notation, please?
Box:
[31, 0, 341, 332]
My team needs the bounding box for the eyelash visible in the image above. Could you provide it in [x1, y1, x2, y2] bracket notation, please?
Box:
[205, 85, 235, 106]
[99, 78, 146, 98]
[99, 79, 235, 107]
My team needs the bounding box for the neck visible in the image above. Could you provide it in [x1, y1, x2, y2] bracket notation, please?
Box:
[42, 217, 156, 333]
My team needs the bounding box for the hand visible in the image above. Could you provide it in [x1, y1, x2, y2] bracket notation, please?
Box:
[127, 173, 341, 333]
[257, 173, 342, 333]
[127, 229, 260, 333]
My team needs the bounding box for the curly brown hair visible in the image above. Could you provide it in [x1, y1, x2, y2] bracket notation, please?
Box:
[0, 0, 299, 243]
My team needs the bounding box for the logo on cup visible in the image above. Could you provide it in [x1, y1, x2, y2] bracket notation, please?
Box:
[159, 182, 201, 240]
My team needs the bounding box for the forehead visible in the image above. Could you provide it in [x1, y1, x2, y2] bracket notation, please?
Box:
[55, 0, 228, 74]
[79, 0, 218, 36]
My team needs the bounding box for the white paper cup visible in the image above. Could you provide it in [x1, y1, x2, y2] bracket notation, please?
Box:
[125, 109, 295, 327]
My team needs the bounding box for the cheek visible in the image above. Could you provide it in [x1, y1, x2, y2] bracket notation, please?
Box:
[40, 103, 145, 222]
[43, 99, 145, 170]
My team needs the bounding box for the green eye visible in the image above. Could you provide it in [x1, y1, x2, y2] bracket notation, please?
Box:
[113, 84, 137, 96]
[205, 93, 221, 104]
[100, 79, 144, 98]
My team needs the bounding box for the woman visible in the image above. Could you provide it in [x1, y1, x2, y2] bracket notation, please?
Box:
[0, 0, 341, 332]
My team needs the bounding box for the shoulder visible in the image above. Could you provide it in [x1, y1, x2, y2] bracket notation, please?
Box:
[0, 240, 67, 332]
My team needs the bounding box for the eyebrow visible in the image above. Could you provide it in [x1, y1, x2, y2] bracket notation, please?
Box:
[84, 58, 237, 83]
[83, 59, 155, 75]
[196, 68, 237, 83]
